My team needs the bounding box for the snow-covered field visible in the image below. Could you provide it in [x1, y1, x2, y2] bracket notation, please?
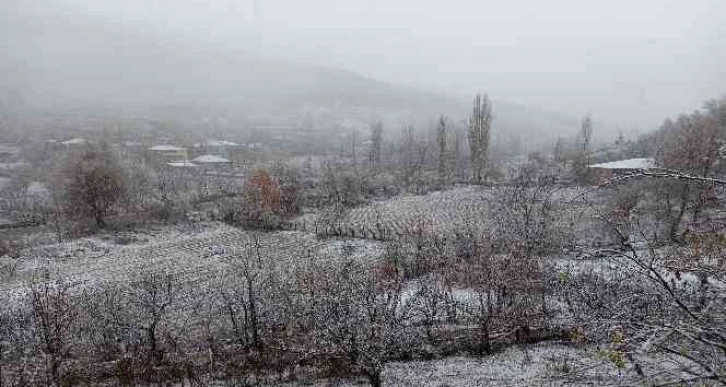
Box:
[298, 187, 496, 240]
[0, 176, 11, 190]
[279, 342, 657, 387]
[303, 186, 600, 248]
[347, 187, 494, 236]
[0, 222, 385, 291]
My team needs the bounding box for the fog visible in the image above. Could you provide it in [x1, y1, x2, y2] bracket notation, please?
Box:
[3, 0, 726, 130]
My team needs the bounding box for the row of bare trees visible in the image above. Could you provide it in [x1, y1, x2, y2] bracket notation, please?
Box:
[0, 143, 308, 234]
[0, 220, 550, 387]
[2, 164, 724, 386]
[341, 93, 493, 193]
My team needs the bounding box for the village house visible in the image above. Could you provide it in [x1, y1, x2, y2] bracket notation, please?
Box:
[192, 154, 231, 165]
[149, 145, 188, 164]
[61, 138, 87, 147]
[589, 158, 656, 183]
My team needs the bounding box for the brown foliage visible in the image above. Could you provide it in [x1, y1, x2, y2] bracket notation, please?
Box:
[659, 112, 720, 175]
[243, 168, 283, 228]
[63, 145, 124, 228]
[651, 109, 723, 240]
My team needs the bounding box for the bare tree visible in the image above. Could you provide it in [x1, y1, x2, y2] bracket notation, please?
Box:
[455, 240, 543, 356]
[120, 159, 157, 213]
[0, 293, 33, 387]
[319, 161, 366, 208]
[653, 111, 721, 241]
[350, 130, 358, 167]
[469, 93, 492, 184]
[553, 136, 565, 164]
[558, 203, 726, 385]
[580, 114, 593, 159]
[572, 114, 594, 185]
[1, 174, 50, 226]
[399, 124, 430, 193]
[28, 270, 79, 385]
[491, 166, 560, 257]
[313, 258, 411, 387]
[221, 237, 268, 352]
[453, 127, 464, 182]
[80, 283, 133, 362]
[129, 271, 177, 363]
[63, 144, 124, 227]
[369, 121, 383, 169]
[437, 115, 450, 188]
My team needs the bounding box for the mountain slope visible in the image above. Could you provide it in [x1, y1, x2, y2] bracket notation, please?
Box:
[0, 3, 579, 145]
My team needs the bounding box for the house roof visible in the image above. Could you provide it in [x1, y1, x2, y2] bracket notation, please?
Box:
[193, 155, 231, 164]
[166, 161, 198, 167]
[61, 138, 87, 145]
[589, 158, 655, 170]
[193, 140, 241, 148]
[150, 145, 186, 152]
[0, 144, 20, 155]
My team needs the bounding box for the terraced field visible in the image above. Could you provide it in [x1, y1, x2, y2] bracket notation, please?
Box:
[0, 223, 385, 292]
[306, 186, 594, 243]
[1, 186, 598, 292]
[304, 187, 495, 239]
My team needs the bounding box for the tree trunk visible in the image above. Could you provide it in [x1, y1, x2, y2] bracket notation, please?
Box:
[95, 211, 105, 228]
[148, 321, 161, 363]
[669, 185, 690, 242]
[366, 367, 383, 387]
[479, 320, 492, 356]
[691, 184, 707, 222]
[246, 278, 262, 352]
[49, 353, 61, 385]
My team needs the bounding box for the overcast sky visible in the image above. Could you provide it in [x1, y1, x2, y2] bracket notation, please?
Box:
[9, 0, 726, 128]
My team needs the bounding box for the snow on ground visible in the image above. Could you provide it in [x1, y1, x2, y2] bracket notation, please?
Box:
[321, 237, 386, 261]
[311, 187, 496, 239]
[0, 162, 29, 172]
[0, 176, 11, 190]
[279, 342, 642, 387]
[0, 176, 13, 225]
[304, 186, 599, 249]
[0, 222, 385, 292]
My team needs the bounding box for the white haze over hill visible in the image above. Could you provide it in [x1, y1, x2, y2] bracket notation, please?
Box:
[2, 0, 725, 133]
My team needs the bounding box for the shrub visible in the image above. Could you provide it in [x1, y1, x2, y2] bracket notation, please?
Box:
[240, 167, 299, 230]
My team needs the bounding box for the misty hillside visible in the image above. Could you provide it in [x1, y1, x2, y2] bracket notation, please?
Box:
[0, 6, 579, 142]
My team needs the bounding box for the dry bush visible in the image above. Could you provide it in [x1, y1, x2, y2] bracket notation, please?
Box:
[0, 239, 22, 259]
[491, 167, 562, 256]
[28, 270, 81, 386]
[78, 284, 134, 362]
[451, 239, 544, 355]
[382, 219, 448, 279]
[0, 176, 53, 226]
[557, 203, 726, 384]
[0, 292, 34, 387]
[127, 271, 179, 364]
[318, 163, 369, 207]
[309, 258, 411, 387]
